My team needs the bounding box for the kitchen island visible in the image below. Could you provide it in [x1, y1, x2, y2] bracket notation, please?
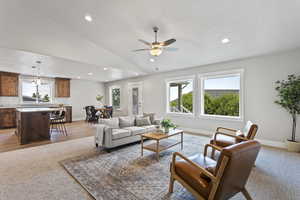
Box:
[16, 108, 61, 145]
[0, 105, 72, 129]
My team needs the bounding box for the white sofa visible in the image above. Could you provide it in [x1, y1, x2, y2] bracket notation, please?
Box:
[95, 114, 160, 149]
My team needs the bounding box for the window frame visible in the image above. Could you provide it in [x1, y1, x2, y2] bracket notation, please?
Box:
[20, 76, 54, 104]
[165, 75, 196, 117]
[109, 85, 121, 110]
[198, 69, 244, 121]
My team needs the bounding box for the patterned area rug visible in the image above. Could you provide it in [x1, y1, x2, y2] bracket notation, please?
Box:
[60, 134, 205, 200]
[60, 134, 300, 200]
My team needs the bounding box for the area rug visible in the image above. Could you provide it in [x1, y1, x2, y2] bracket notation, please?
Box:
[60, 134, 300, 200]
[60, 134, 207, 200]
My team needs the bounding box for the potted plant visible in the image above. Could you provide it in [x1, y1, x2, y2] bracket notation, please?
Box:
[275, 74, 300, 152]
[96, 95, 104, 107]
[161, 119, 176, 133]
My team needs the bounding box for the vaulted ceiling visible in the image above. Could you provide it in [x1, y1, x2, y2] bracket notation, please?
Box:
[0, 0, 300, 82]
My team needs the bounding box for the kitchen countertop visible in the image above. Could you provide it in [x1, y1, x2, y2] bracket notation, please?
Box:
[0, 104, 72, 109]
[16, 108, 62, 113]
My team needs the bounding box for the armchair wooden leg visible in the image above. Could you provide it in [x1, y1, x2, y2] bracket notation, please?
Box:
[241, 188, 252, 200]
[169, 175, 175, 193]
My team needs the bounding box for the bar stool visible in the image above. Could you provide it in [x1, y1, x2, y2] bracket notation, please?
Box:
[50, 110, 67, 136]
[58, 110, 68, 136]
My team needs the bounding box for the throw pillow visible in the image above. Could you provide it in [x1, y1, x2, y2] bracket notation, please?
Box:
[135, 116, 151, 126]
[119, 116, 135, 128]
[143, 113, 155, 124]
[99, 118, 119, 129]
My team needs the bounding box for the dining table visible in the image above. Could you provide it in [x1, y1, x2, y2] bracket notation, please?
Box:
[95, 107, 112, 118]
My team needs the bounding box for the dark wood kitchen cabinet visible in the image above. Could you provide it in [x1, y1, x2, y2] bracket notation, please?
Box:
[65, 106, 72, 123]
[55, 78, 70, 97]
[0, 72, 19, 96]
[0, 108, 16, 128]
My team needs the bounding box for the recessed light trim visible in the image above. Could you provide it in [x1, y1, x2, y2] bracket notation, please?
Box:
[77, 76, 81, 79]
[149, 58, 155, 62]
[221, 38, 230, 44]
[84, 14, 93, 22]
[88, 72, 93, 75]
[103, 67, 108, 70]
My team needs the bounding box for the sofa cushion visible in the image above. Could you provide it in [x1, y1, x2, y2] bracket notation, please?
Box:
[100, 118, 119, 129]
[119, 116, 135, 128]
[136, 116, 151, 126]
[141, 125, 157, 132]
[123, 126, 147, 136]
[112, 129, 131, 140]
[143, 113, 155, 124]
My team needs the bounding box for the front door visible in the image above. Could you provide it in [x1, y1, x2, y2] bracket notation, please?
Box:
[128, 82, 143, 116]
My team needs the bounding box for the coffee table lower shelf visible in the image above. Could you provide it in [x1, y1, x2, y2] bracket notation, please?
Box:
[141, 129, 184, 161]
[143, 140, 181, 152]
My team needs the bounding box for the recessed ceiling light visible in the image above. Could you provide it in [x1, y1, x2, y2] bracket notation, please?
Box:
[221, 38, 230, 44]
[103, 67, 108, 70]
[84, 14, 93, 22]
[88, 72, 93, 75]
[149, 58, 155, 62]
[77, 76, 81, 79]
[135, 73, 139, 76]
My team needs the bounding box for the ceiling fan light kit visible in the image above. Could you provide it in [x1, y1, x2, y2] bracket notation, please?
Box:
[150, 47, 162, 56]
[134, 26, 177, 57]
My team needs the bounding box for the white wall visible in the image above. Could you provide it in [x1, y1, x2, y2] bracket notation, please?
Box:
[55, 79, 105, 121]
[105, 49, 300, 146]
[0, 79, 105, 121]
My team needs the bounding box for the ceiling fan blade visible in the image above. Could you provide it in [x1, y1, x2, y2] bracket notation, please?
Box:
[164, 47, 178, 51]
[160, 38, 176, 46]
[132, 48, 151, 52]
[138, 39, 151, 46]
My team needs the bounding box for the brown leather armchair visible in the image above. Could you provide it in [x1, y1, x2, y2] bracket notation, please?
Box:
[169, 140, 260, 200]
[210, 121, 258, 157]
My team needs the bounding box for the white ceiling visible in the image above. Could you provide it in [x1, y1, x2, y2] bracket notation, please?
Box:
[0, 0, 300, 82]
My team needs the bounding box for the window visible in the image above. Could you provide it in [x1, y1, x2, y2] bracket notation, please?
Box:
[109, 87, 120, 109]
[200, 70, 243, 119]
[21, 79, 52, 103]
[167, 78, 194, 114]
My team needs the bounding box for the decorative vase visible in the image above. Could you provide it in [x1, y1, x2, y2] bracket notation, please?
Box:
[164, 127, 169, 133]
[286, 139, 300, 152]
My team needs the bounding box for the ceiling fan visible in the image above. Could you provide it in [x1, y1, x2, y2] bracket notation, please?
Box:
[133, 27, 177, 56]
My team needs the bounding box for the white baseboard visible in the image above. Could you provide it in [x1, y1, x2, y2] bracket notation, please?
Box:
[180, 127, 212, 137]
[72, 117, 86, 122]
[255, 139, 286, 149]
[180, 127, 286, 149]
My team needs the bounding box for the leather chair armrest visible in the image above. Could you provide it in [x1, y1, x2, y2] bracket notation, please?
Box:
[171, 152, 217, 182]
[204, 144, 223, 157]
[214, 131, 248, 142]
[216, 127, 237, 133]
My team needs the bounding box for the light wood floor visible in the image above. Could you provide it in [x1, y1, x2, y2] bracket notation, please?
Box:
[0, 121, 94, 153]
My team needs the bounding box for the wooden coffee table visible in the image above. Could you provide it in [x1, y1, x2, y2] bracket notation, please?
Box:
[140, 129, 184, 161]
